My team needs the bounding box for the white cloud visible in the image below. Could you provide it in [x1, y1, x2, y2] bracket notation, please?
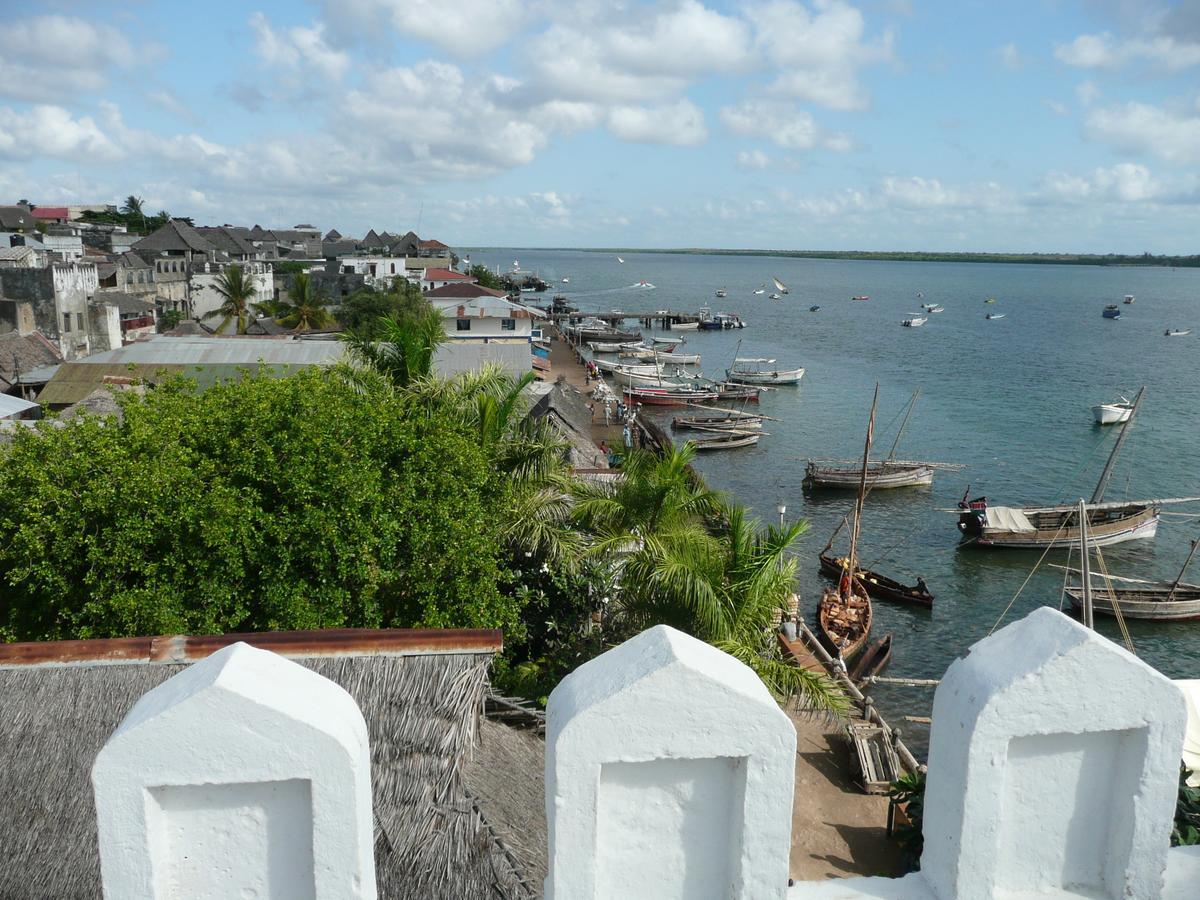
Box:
[0, 105, 121, 161]
[0, 15, 142, 102]
[1084, 102, 1200, 165]
[1076, 81, 1101, 107]
[319, 0, 528, 57]
[736, 149, 772, 169]
[1039, 163, 1166, 203]
[745, 0, 893, 110]
[998, 43, 1023, 70]
[1055, 31, 1200, 70]
[251, 13, 349, 79]
[607, 100, 708, 146]
[880, 176, 1008, 210]
[720, 100, 852, 151]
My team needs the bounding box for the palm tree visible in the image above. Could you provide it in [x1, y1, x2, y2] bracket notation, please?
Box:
[276, 273, 333, 332]
[344, 309, 445, 389]
[203, 264, 257, 334]
[574, 444, 847, 713]
[121, 195, 146, 233]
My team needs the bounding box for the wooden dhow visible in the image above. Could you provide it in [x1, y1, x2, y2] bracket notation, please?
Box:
[805, 391, 947, 490]
[725, 357, 804, 385]
[1063, 537, 1200, 622]
[957, 387, 1199, 549]
[817, 386, 877, 663]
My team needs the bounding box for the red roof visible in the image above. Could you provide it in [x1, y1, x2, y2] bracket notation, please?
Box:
[423, 268, 472, 281]
[425, 283, 507, 299]
[418, 239, 450, 250]
[32, 207, 69, 220]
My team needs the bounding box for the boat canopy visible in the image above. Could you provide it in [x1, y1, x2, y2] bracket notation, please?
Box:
[984, 506, 1036, 533]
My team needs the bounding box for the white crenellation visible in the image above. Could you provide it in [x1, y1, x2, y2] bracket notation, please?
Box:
[91, 642, 376, 900]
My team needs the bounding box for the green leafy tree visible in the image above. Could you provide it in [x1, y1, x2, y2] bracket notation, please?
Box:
[276, 273, 334, 332]
[203, 264, 257, 334]
[158, 309, 183, 332]
[344, 309, 445, 388]
[0, 370, 516, 641]
[469, 264, 503, 290]
[337, 281, 430, 339]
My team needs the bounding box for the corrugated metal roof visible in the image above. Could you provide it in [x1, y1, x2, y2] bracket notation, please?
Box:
[71, 335, 347, 367]
[0, 393, 38, 419]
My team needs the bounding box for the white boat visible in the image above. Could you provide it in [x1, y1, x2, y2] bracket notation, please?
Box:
[922, 303, 944, 313]
[672, 322, 699, 331]
[768, 293, 781, 300]
[753, 288, 765, 295]
[1165, 329, 1191, 337]
[616, 256, 625, 263]
[1123, 294, 1134, 304]
[1092, 397, 1133, 425]
[901, 316, 928, 327]
[650, 336, 684, 346]
[593, 358, 662, 375]
[635, 280, 655, 289]
[588, 341, 625, 353]
[562, 277, 570, 284]
[715, 288, 727, 298]
[986, 313, 1005, 320]
[726, 357, 804, 385]
[773, 277, 789, 294]
[609, 369, 694, 388]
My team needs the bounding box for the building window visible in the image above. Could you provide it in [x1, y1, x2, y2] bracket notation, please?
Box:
[76, 313, 85, 330]
[501, 318, 516, 331]
[63, 312, 71, 332]
[456, 319, 471, 332]
[390, 263, 396, 274]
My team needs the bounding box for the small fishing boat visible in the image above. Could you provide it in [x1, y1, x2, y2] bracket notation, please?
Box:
[681, 420, 764, 435]
[753, 287, 765, 295]
[713, 382, 761, 401]
[1165, 328, 1191, 337]
[725, 358, 804, 385]
[809, 305, 821, 312]
[672, 321, 700, 331]
[616, 256, 625, 263]
[700, 312, 745, 330]
[664, 353, 701, 365]
[850, 634, 893, 684]
[922, 303, 945, 313]
[619, 348, 667, 360]
[592, 358, 662, 374]
[819, 552, 934, 608]
[636, 280, 655, 289]
[672, 412, 763, 431]
[773, 277, 789, 295]
[768, 293, 781, 301]
[609, 369, 694, 388]
[901, 315, 928, 328]
[588, 341, 626, 353]
[852, 295, 869, 302]
[623, 385, 719, 405]
[689, 431, 761, 451]
[984, 297, 996, 304]
[649, 335, 684, 346]
[1103, 305, 1121, 319]
[715, 288, 727, 298]
[1092, 397, 1134, 425]
[986, 313, 1005, 320]
[561, 277, 570, 284]
[1123, 294, 1134, 305]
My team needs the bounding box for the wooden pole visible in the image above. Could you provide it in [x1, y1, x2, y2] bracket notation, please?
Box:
[1079, 498, 1093, 630]
[1091, 385, 1145, 504]
[846, 385, 880, 599]
[1167, 538, 1200, 602]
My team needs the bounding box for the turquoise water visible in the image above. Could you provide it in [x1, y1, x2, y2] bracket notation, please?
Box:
[471, 249, 1200, 751]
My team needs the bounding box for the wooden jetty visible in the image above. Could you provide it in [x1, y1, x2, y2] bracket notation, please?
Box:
[551, 310, 704, 330]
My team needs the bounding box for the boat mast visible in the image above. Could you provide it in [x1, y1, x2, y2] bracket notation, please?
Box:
[1167, 538, 1200, 602]
[1078, 498, 1093, 629]
[886, 389, 921, 462]
[1091, 385, 1145, 504]
[846, 385, 880, 599]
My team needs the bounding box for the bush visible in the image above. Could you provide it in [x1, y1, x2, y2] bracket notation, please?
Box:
[0, 369, 516, 641]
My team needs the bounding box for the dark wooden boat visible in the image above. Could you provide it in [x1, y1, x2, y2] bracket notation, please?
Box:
[1065, 584, 1200, 621]
[850, 633, 893, 683]
[672, 414, 763, 431]
[818, 583, 873, 662]
[819, 552, 933, 608]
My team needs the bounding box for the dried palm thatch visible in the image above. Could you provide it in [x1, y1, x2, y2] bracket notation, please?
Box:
[0, 650, 541, 899]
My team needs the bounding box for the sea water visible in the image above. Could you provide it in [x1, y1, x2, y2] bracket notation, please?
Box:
[470, 248, 1200, 753]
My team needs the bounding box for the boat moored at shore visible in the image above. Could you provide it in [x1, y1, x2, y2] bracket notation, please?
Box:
[725, 358, 804, 384]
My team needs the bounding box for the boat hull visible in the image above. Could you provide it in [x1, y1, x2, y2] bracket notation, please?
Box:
[850, 634, 893, 683]
[1065, 586, 1200, 621]
[725, 368, 804, 385]
[958, 504, 1159, 549]
[689, 433, 760, 451]
[819, 553, 934, 608]
[804, 461, 935, 490]
[817, 587, 873, 663]
[1092, 404, 1133, 425]
[671, 322, 699, 331]
[623, 388, 719, 406]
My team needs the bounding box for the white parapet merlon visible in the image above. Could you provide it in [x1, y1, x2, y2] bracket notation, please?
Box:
[544, 624, 796, 900]
[92, 642, 376, 900]
[791, 607, 1191, 900]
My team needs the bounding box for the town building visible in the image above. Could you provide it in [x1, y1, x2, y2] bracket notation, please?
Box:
[425, 282, 545, 379]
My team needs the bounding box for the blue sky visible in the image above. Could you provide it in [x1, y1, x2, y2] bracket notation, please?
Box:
[1, 0, 1198, 251]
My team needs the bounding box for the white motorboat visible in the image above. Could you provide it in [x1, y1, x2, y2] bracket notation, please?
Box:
[768, 293, 781, 300]
[1165, 329, 1191, 337]
[726, 357, 804, 385]
[1092, 397, 1134, 425]
[922, 303, 945, 313]
[901, 316, 928, 327]
[986, 313, 1005, 320]
[672, 322, 700, 331]
[1123, 294, 1134, 304]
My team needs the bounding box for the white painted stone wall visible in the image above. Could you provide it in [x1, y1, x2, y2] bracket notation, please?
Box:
[92, 642, 376, 899]
[52, 262, 98, 359]
[189, 263, 274, 321]
[544, 624, 796, 900]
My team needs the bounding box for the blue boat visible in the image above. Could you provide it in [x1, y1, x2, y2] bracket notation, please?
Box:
[1103, 305, 1121, 319]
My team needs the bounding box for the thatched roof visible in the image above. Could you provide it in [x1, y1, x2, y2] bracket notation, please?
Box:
[0, 629, 543, 899]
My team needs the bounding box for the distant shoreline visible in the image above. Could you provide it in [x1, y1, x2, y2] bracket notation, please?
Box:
[470, 248, 1200, 268]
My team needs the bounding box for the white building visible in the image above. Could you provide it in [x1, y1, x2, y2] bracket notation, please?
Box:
[189, 261, 275, 323]
[426, 283, 544, 379]
[421, 267, 473, 292]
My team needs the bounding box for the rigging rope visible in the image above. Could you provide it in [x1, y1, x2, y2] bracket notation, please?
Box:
[1093, 546, 1136, 655]
[987, 517, 1070, 636]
